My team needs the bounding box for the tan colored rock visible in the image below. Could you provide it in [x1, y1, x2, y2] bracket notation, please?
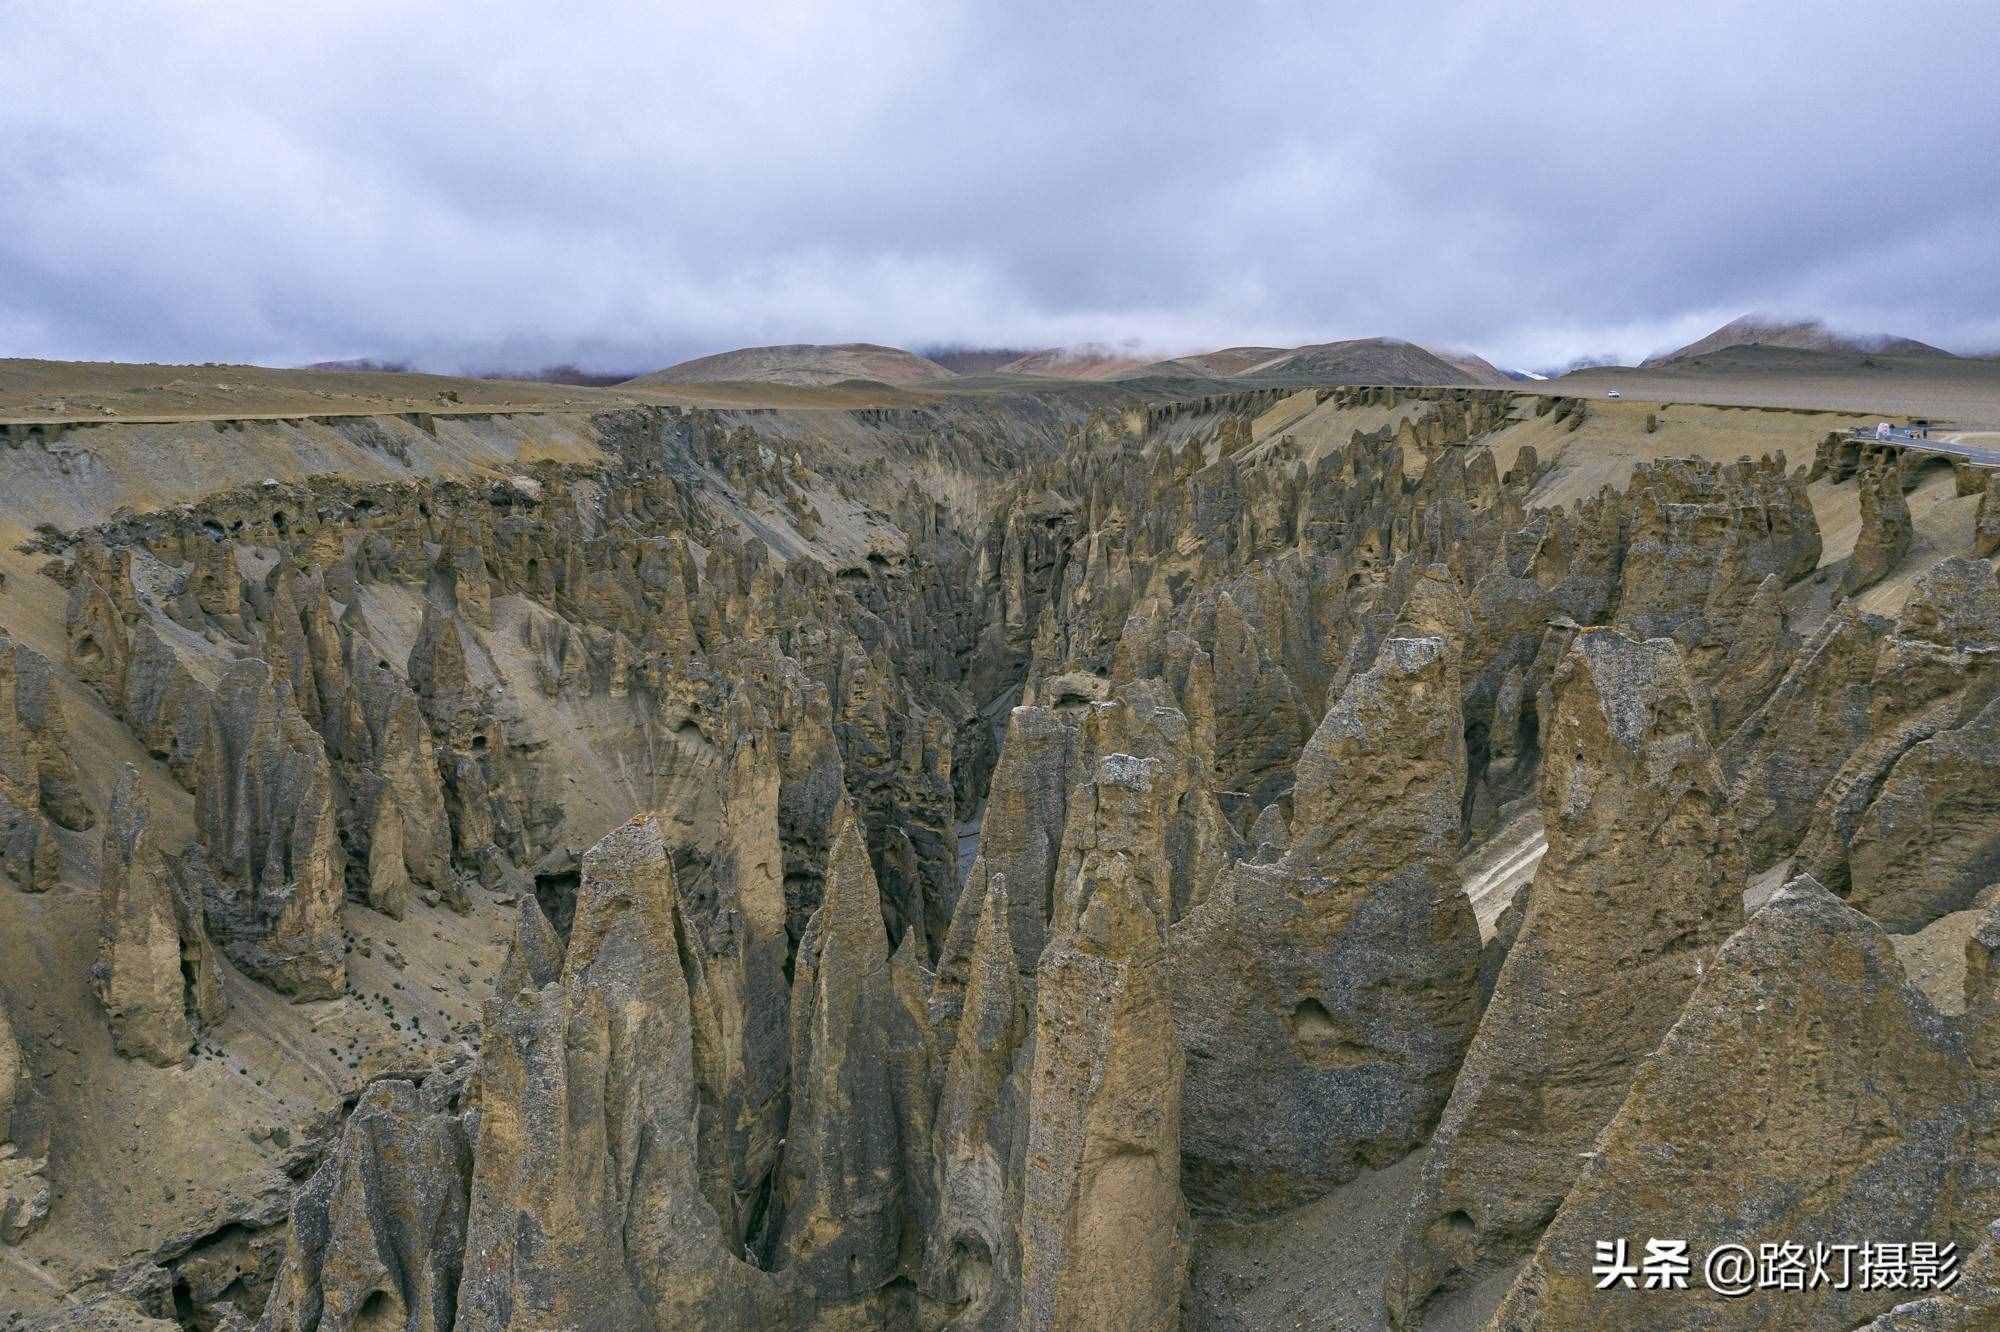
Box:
[192, 658, 346, 998]
[945, 706, 1075, 1018]
[1978, 471, 2000, 559]
[1720, 603, 1887, 868]
[925, 871, 1032, 1330]
[1843, 694, 2000, 930]
[1794, 558, 2000, 904]
[1845, 461, 1914, 594]
[671, 694, 792, 1251]
[2, 1002, 51, 1244]
[1018, 755, 1189, 1332]
[1169, 633, 1481, 1215]
[1492, 877, 1972, 1330]
[1711, 571, 1797, 740]
[455, 815, 785, 1330]
[1386, 629, 1743, 1325]
[96, 765, 222, 1064]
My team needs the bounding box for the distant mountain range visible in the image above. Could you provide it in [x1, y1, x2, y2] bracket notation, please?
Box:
[1642, 315, 1952, 366]
[632, 337, 1529, 389]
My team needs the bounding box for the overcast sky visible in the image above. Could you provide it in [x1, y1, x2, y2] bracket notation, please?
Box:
[3, 1, 1996, 374]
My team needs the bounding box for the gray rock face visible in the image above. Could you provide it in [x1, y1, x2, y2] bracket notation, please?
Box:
[96, 765, 224, 1065]
[925, 871, 1033, 1331]
[1386, 629, 1743, 1325]
[258, 1073, 472, 1332]
[1845, 462, 1914, 594]
[2, 632, 94, 892]
[1169, 634, 1481, 1216]
[1721, 603, 1889, 867]
[193, 658, 346, 998]
[2, 999, 52, 1244]
[455, 817, 786, 1330]
[1493, 877, 1975, 1330]
[1017, 752, 1189, 1332]
[761, 799, 934, 1309]
[1791, 558, 2000, 915]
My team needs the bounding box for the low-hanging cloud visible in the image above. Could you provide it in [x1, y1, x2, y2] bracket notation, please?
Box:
[3, 0, 1996, 374]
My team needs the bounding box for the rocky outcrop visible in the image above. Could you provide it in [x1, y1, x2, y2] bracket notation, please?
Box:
[2, 632, 95, 892]
[1492, 877, 1974, 1330]
[1793, 558, 2000, 917]
[456, 819, 787, 1330]
[258, 1073, 472, 1332]
[1615, 455, 1820, 688]
[1386, 629, 1743, 1325]
[760, 799, 934, 1315]
[95, 765, 224, 1065]
[2, 1002, 51, 1244]
[1168, 633, 1481, 1215]
[669, 698, 794, 1256]
[1018, 753, 1189, 1332]
[1978, 471, 2000, 559]
[1711, 572, 1797, 740]
[1845, 462, 1914, 594]
[1721, 603, 1889, 867]
[925, 870, 1033, 1330]
[1840, 693, 2000, 930]
[192, 658, 346, 998]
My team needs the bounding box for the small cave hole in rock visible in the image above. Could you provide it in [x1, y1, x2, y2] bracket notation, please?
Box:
[534, 867, 580, 941]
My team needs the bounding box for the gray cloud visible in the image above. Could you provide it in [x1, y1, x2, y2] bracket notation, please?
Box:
[3, 0, 1996, 373]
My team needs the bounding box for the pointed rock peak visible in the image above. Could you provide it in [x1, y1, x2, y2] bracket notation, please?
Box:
[498, 895, 565, 996]
[106, 762, 146, 862]
[1246, 802, 1290, 862]
[1392, 564, 1470, 651]
[1894, 556, 2000, 648]
[407, 597, 469, 698]
[564, 814, 679, 980]
[1558, 627, 1701, 755]
[1073, 850, 1162, 961]
[822, 798, 887, 959]
[892, 924, 932, 985]
[969, 870, 1023, 982]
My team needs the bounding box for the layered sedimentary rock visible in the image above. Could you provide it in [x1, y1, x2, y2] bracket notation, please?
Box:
[1169, 632, 1481, 1215]
[1386, 629, 1743, 1325]
[1493, 877, 1976, 1330]
[95, 765, 224, 1064]
[191, 658, 346, 997]
[1721, 603, 1889, 866]
[1793, 558, 2000, 920]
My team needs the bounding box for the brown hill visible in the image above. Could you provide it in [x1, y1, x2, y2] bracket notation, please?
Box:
[995, 345, 1157, 380]
[1644, 315, 1951, 366]
[629, 342, 958, 388]
[1252, 337, 1482, 385]
[1432, 348, 1518, 386]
